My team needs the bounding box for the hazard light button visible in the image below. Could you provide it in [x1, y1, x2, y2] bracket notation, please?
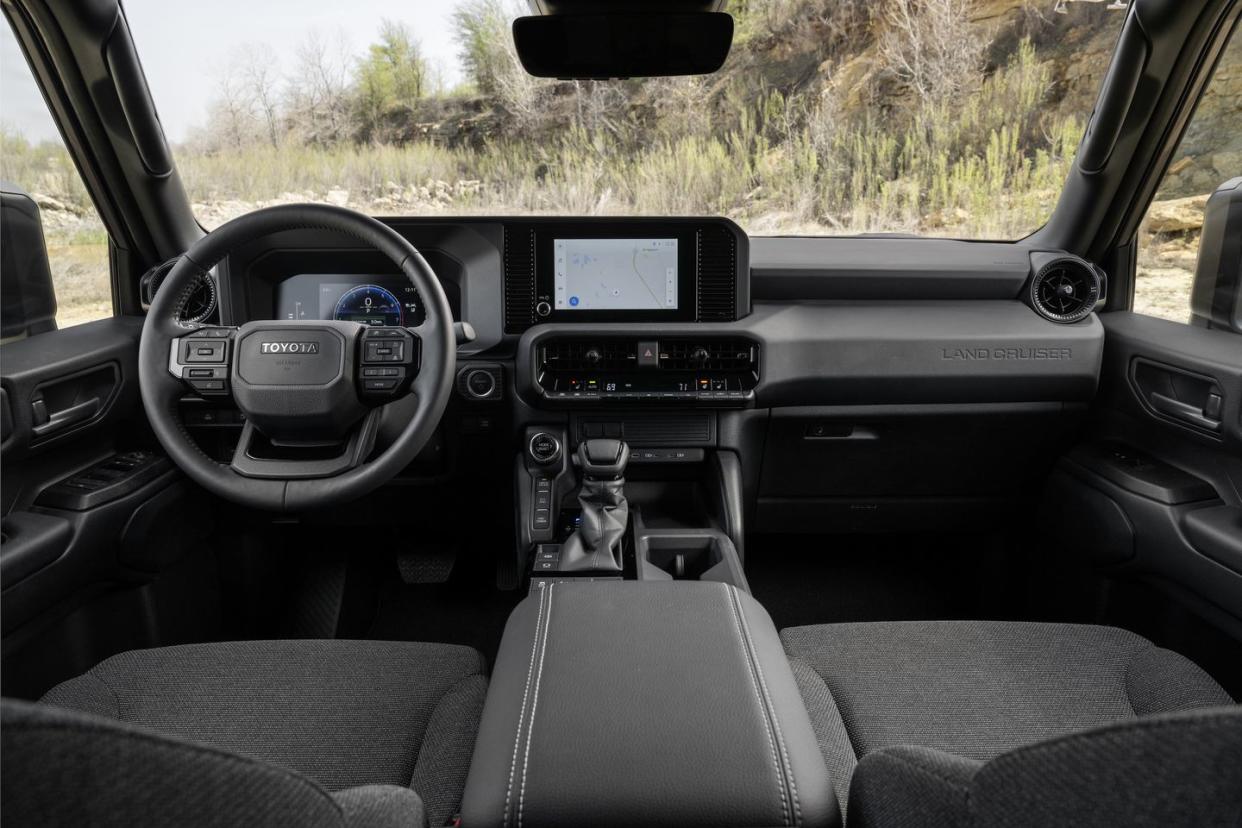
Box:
[637, 341, 659, 368]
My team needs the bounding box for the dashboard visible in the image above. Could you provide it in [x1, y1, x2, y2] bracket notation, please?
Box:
[202, 214, 1102, 413]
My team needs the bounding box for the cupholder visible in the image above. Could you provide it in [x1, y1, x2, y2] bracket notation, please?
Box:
[636, 529, 749, 591]
[645, 536, 722, 580]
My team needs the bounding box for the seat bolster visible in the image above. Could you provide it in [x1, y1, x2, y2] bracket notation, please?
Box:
[409, 672, 489, 827]
[846, 745, 979, 828]
[787, 657, 857, 818]
[1124, 645, 1235, 716]
[972, 707, 1242, 828]
[40, 670, 119, 719]
[332, 785, 427, 828]
[1, 698, 345, 828]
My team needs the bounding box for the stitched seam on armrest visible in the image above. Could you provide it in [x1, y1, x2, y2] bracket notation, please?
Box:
[733, 587, 802, 826]
[504, 585, 548, 828]
[724, 583, 791, 826]
[518, 583, 555, 828]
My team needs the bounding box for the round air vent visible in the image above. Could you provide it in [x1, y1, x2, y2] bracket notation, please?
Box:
[140, 258, 218, 324]
[1029, 258, 1100, 323]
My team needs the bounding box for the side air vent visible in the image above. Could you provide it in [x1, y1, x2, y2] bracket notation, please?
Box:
[504, 225, 537, 333]
[696, 226, 737, 321]
[661, 339, 756, 372]
[540, 341, 637, 372]
[1029, 256, 1100, 324]
[140, 257, 217, 323]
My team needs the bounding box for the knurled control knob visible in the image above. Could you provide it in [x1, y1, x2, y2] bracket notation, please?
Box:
[465, 368, 497, 399]
[529, 432, 562, 465]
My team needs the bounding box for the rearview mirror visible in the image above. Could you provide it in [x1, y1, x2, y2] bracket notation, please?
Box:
[512, 12, 734, 79]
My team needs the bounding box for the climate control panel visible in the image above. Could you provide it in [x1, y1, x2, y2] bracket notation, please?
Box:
[531, 337, 759, 406]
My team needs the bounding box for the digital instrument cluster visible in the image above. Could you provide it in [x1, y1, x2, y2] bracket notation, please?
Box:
[274, 274, 425, 327]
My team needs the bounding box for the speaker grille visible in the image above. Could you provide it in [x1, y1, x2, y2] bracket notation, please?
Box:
[696, 226, 737, 321]
[503, 226, 536, 333]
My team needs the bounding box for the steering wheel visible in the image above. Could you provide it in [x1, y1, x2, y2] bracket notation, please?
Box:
[138, 204, 455, 512]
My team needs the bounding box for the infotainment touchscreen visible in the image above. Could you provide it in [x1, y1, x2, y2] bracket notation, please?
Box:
[553, 238, 678, 311]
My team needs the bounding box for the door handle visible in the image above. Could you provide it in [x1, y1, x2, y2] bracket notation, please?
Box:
[1149, 392, 1222, 433]
[31, 397, 101, 438]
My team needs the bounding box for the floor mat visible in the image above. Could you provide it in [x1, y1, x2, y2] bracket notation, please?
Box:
[744, 532, 1019, 631]
[351, 550, 521, 666]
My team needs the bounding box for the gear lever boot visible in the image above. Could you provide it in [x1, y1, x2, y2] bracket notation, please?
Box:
[560, 439, 630, 572]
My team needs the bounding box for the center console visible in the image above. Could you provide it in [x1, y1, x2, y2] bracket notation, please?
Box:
[460, 581, 839, 828]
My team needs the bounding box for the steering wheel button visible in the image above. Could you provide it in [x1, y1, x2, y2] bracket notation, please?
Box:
[364, 378, 398, 391]
[183, 340, 227, 363]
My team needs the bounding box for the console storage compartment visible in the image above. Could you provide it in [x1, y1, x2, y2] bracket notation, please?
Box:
[636, 525, 749, 590]
[461, 581, 838, 827]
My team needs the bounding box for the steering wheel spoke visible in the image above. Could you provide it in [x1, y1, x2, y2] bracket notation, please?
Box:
[168, 326, 238, 398]
[228, 410, 382, 480]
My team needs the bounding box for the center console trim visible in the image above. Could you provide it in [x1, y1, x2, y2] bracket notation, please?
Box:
[460, 581, 839, 828]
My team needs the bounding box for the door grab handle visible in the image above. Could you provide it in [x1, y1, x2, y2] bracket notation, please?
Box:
[31, 397, 101, 438]
[1149, 392, 1222, 433]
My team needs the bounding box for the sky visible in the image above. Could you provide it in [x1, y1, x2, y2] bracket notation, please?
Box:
[1, 0, 474, 144]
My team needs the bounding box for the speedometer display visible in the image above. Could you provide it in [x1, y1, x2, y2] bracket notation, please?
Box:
[333, 284, 406, 326]
[276, 274, 431, 326]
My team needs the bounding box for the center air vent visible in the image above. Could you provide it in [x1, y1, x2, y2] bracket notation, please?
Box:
[661, 339, 756, 371]
[1029, 257, 1100, 324]
[540, 341, 637, 372]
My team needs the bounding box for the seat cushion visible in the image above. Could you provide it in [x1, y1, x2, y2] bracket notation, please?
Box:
[41, 639, 487, 827]
[781, 620, 1233, 813]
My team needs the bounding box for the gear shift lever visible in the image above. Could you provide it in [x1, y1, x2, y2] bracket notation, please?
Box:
[559, 439, 630, 572]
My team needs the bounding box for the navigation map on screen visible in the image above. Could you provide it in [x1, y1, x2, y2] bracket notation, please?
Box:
[553, 238, 678, 311]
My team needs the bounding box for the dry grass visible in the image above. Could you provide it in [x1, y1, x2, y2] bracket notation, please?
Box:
[1, 31, 1201, 329]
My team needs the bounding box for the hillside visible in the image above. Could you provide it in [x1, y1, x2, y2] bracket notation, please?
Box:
[2, 0, 1238, 327]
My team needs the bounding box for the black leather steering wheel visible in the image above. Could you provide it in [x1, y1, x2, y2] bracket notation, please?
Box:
[138, 203, 455, 512]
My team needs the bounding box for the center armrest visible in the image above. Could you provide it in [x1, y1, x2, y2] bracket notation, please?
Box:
[461, 581, 838, 828]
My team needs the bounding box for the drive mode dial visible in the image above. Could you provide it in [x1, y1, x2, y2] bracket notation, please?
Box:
[529, 432, 562, 465]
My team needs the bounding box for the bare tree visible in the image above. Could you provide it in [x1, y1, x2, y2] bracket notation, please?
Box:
[239, 45, 283, 148]
[880, 0, 987, 107]
[210, 63, 258, 150]
[287, 29, 353, 145]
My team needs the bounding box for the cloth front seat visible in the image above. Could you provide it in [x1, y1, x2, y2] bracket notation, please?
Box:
[2, 639, 488, 828]
[781, 620, 1240, 825]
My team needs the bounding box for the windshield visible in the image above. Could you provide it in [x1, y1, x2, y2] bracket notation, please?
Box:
[117, 0, 1126, 238]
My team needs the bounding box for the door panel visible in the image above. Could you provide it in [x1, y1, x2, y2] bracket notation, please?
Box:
[1051, 311, 1242, 633]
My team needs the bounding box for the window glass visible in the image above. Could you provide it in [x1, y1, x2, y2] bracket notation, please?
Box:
[1, 23, 112, 329]
[124, 0, 1126, 239]
[1135, 28, 1241, 323]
